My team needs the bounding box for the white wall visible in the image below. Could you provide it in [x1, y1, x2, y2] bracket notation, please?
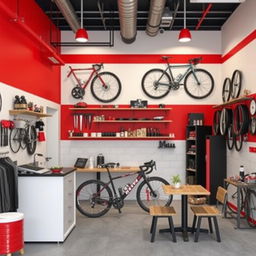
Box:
[0, 82, 60, 166]
[221, 0, 256, 178]
[60, 30, 222, 195]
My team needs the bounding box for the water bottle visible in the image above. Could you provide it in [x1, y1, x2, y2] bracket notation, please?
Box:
[96, 153, 104, 168]
[175, 73, 182, 82]
[239, 165, 245, 181]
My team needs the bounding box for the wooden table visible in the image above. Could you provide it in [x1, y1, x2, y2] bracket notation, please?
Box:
[224, 178, 256, 229]
[162, 185, 210, 241]
[76, 167, 140, 181]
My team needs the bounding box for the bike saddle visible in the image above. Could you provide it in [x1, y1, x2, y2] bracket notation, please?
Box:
[189, 57, 202, 65]
[93, 64, 103, 71]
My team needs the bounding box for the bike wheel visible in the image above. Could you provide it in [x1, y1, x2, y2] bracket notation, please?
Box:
[222, 77, 232, 102]
[234, 134, 243, 152]
[91, 72, 121, 103]
[226, 183, 244, 214]
[26, 125, 37, 155]
[20, 129, 27, 149]
[9, 128, 21, 153]
[71, 86, 85, 99]
[220, 108, 233, 136]
[141, 69, 171, 99]
[244, 189, 256, 228]
[76, 180, 113, 218]
[233, 104, 250, 135]
[231, 70, 242, 99]
[213, 110, 221, 135]
[184, 69, 214, 99]
[136, 176, 173, 212]
[226, 125, 235, 150]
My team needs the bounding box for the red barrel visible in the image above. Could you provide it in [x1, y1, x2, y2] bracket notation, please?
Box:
[0, 212, 24, 254]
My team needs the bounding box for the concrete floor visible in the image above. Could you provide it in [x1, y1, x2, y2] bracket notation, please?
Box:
[22, 200, 255, 256]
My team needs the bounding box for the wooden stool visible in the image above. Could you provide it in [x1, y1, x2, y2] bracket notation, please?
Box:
[190, 186, 227, 242]
[149, 206, 176, 243]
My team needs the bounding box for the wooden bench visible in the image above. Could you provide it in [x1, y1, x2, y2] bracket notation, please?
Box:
[149, 206, 176, 242]
[190, 186, 227, 242]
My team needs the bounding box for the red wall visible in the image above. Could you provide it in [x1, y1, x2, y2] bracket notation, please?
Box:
[0, 0, 60, 103]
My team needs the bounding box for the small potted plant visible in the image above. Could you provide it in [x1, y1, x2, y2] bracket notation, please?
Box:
[172, 174, 181, 189]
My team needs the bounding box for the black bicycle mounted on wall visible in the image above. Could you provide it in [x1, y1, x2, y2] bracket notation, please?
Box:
[76, 160, 173, 217]
[141, 56, 214, 99]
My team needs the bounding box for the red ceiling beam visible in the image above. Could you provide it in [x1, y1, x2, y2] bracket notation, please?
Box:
[195, 4, 213, 30]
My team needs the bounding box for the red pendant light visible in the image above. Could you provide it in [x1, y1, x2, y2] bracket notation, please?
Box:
[179, 0, 191, 43]
[75, 0, 88, 42]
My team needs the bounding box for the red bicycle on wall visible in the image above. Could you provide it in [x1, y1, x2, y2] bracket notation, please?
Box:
[67, 64, 122, 103]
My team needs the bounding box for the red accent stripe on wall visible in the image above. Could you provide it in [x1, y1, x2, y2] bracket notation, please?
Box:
[61, 54, 222, 64]
[222, 29, 256, 63]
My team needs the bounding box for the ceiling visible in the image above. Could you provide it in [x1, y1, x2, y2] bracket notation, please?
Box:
[36, 0, 240, 32]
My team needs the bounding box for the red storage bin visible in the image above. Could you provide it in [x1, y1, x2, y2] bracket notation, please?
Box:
[0, 212, 24, 255]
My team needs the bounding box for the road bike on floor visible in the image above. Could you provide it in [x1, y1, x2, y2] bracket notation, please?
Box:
[67, 64, 122, 103]
[76, 160, 173, 217]
[226, 176, 256, 227]
[141, 56, 214, 99]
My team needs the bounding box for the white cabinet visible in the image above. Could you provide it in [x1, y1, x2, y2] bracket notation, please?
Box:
[18, 170, 76, 242]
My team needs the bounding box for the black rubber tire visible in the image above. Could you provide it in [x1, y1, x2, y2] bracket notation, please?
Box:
[9, 128, 21, 153]
[184, 69, 214, 99]
[220, 108, 233, 136]
[222, 77, 232, 102]
[76, 179, 113, 218]
[231, 70, 242, 99]
[226, 125, 235, 150]
[136, 176, 173, 212]
[71, 86, 85, 99]
[226, 183, 244, 214]
[26, 125, 37, 155]
[213, 110, 221, 135]
[249, 117, 256, 135]
[233, 104, 250, 135]
[91, 72, 121, 103]
[244, 189, 256, 228]
[141, 69, 171, 99]
[234, 134, 243, 152]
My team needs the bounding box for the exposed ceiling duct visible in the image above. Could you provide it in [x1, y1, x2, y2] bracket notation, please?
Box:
[146, 0, 167, 37]
[52, 0, 80, 33]
[117, 0, 137, 44]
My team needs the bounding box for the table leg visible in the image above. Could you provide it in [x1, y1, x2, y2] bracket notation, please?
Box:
[181, 195, 189, 242]
[236, 186, 241, 229]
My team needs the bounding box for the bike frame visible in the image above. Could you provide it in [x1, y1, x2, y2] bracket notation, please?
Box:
[158, 62, 200, 87]
[100, 168, 156, 201]
[67, 66, 106, 89]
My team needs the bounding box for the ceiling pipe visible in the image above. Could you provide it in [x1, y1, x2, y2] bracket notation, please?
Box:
[195, 3, 212, 30]
[146, 0, 167, 37]
[117, 0, 137, 44]
[0, 1, 64, 65]
[53, 0, 80, 33]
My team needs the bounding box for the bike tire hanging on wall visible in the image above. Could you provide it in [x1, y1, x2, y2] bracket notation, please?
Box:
[220, 108, 233, 136]
[234, 134, 243, 152]
[231, 70, 242, 99]
[222, 78, 232, 102]
[213, 110, 221, 135]
[226, 125, 235, 150]
[233, 104, 250, 136]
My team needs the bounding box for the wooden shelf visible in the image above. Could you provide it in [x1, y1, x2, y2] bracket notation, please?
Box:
[213, 96, 253, 109]
[9, 110, 52, 118]
[76, 167, 140, 173]
[93, 120, 172, 123]
[186, 168, 196, 172]
[69, 107, 172, 111]
[68, 136, 172, 140]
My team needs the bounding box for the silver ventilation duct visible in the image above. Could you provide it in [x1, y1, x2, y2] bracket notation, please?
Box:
[146, 0, 167, 37]
[53, 0, 80, 33]
[118, 0, 137, 44]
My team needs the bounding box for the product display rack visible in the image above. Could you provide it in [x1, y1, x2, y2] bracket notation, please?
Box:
[185, 125, 212, 186]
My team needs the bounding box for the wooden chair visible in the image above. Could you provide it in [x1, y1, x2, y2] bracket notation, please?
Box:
[149, 206, 176, 243]
[191, 186, 227, 242]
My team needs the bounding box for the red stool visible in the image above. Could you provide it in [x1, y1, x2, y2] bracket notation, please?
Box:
[0, 212, 24, 256]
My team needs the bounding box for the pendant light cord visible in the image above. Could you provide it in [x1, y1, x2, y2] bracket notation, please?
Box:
[81, 0, 83, 28]
[184, 0, 186, 29]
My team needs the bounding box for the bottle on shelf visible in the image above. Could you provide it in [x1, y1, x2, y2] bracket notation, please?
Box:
[239, 165, 245, 181]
